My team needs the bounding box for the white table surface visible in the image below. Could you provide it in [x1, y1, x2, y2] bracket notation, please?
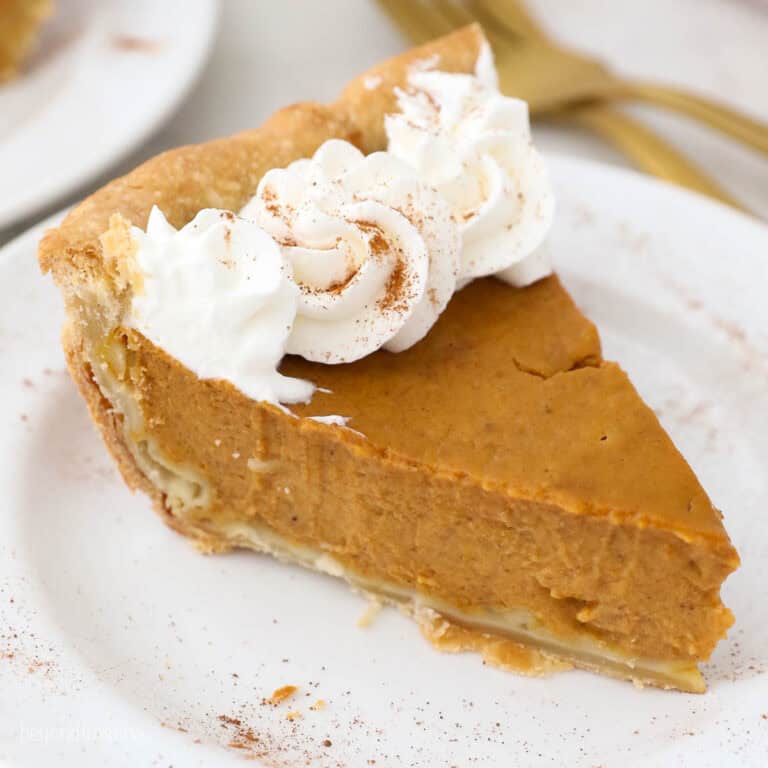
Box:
[1, 0, 767, 246]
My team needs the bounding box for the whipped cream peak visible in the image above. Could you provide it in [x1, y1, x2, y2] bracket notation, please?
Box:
[242, 138, 460, 361]
[385, 43, 554, 287]
[126, 207, 314, 405]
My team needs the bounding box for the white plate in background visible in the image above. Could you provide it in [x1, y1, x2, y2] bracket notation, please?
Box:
[0, 157, 766, 766]
[0, 0, 218, 230]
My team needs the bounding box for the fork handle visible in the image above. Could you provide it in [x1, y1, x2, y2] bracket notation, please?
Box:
[603, 82, 768, 157]
[553, 103, 749, 213]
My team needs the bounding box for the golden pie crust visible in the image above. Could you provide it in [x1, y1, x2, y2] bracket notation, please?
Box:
[39, 25, 739, 693]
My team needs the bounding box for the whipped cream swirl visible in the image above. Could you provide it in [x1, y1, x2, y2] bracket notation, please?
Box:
[241, 139, 460, 361]
[127, 207, 315, 404]
[385, 42, 555, 287]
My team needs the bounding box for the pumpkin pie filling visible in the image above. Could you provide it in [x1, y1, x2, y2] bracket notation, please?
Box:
[39, 25, 739, 693]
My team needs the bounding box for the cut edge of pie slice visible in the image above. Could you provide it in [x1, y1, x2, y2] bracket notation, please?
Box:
[39, 25, 740, 693]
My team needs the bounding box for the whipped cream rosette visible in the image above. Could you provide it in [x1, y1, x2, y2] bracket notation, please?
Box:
[126, 207, 314, 404]
[386, 43, 555, 287]
[242, 139, 460, 361]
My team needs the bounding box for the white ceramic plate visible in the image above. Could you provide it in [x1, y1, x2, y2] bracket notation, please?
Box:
[1, 156, 766, 767]
[0, 0, 218, 230]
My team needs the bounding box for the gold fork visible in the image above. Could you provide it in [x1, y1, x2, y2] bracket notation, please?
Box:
[376, 0, 746, 211]
[472, 0, 768, 156]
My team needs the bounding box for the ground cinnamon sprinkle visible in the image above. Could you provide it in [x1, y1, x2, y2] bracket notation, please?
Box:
[368, 230, 389, 255]
[320, 271, 357, 295]
[357, 221, 391, 257]
[27, 660, 54, 674]
[229, 729, 259, 749]
[261, 186, 282, 218]
[378, 260, 407, 313]
[217, 715, 260, 750]
[353, 221, 414, 314]
[218, 715, 241, 727]
[267, 684, 298, 705]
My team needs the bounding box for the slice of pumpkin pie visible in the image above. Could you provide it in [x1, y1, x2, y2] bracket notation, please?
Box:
[38, 25, 739, 693]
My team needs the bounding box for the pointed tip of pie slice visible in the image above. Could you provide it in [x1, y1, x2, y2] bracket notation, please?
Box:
[542, 361, 739, 552]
